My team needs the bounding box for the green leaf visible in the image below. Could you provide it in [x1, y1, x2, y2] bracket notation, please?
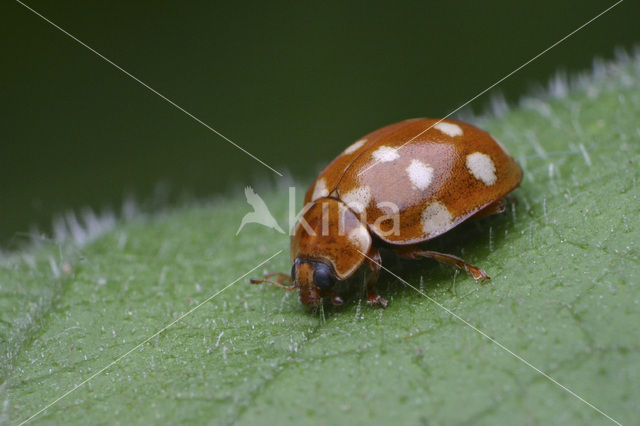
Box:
[2, 56, 640, 425]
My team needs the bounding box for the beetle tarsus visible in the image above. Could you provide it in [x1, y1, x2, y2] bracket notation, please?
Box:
[466, 265, 490, 281]
[366, 293, 388, 308]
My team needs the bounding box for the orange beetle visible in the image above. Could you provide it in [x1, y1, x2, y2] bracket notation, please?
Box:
[252, 118, 522, 307]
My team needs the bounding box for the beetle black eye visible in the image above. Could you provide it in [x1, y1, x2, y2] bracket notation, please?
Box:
[313, 263, 334, 290]
[290, 263, 296, 282]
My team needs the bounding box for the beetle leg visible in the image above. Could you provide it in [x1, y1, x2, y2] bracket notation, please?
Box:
[470, 198, 506, 220]
[364, 248, 388, 308]
[330, 292, 344, 306]
[394, 246, 490, 281]
[263, 272, 292, 284]
[250, 278, 297, 291]
[250, 272, 295, 290]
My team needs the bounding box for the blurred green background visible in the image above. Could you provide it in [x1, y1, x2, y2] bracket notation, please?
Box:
[1, 0, 638, 247]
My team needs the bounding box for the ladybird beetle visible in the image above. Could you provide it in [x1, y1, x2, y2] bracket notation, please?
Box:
[251, 118, 522, 308]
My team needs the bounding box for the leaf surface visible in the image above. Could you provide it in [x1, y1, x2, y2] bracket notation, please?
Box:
[2, 57, 639, 425]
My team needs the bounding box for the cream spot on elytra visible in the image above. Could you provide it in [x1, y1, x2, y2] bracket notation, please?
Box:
[434, 122, 463, 137]
[406, 159, 434, 190]
[311, 178, 329, 201]
[466, 152, 497, 185]
[341, 186, 371, 214]
[421, 201, 454, 237]
[372, 146, 400, 163]
[348, 225, 371, 251]
[343, 139, 366, 155]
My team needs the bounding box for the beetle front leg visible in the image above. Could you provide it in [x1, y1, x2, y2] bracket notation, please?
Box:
[394, 246, 490, 281]
[250, 271, 296, 290]
[364, 248, 388, 308]
[263, 272, 292, 284]
[470, 198, 506, 220]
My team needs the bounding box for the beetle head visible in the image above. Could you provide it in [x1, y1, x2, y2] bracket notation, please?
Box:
[292, 259, 342, 307]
